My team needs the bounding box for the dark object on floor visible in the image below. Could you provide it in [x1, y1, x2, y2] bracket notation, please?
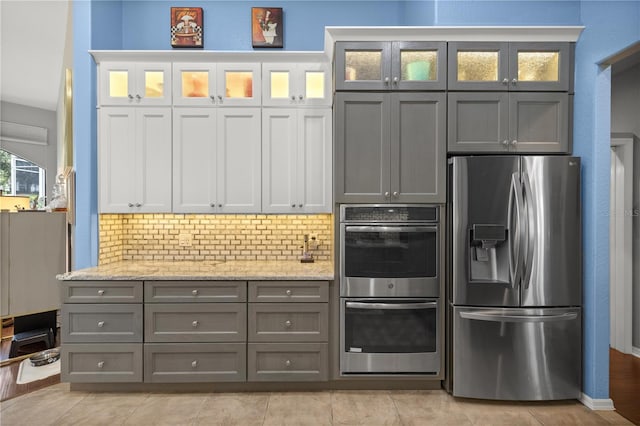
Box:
[9, 311, 56, 358]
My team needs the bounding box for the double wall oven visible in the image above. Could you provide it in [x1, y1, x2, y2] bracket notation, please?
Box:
[339, 204, 442, 375]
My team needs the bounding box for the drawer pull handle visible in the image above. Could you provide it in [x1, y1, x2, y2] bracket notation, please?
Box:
[97, 321, 105, 328]
[192, 289, 199, 296]
[285, 289, 292, 296]
[97, 289, 105, 296]
[285, 320, 292, 328]
[192, 320, 199, 328]
[191, 360, 198, 368]
[97, 361, 105, 368]
[285, 360, 291, 367]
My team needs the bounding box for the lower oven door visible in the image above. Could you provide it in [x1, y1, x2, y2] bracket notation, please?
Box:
[340, 298, 440, 374]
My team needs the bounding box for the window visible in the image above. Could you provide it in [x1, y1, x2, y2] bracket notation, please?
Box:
[0, 149, 46, 200]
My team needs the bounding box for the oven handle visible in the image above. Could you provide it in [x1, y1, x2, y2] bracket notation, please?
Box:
[346, 301, 438, 310]
[344, 226, 438, 233]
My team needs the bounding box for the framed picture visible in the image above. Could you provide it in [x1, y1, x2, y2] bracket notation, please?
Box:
[170, 7, 203, 48]
[251, 7, 283, 48]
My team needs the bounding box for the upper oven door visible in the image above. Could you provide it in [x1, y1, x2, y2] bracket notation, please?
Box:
[341, 224, 439, 297]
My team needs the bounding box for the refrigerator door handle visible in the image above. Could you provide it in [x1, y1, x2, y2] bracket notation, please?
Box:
[522, 173, 536, 289]
[459, 311, 578, 323]
[508, 173, 524, 287]
[346, 301, 437, 310]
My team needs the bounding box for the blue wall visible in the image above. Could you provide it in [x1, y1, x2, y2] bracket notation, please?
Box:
[73, 0, 640, 402]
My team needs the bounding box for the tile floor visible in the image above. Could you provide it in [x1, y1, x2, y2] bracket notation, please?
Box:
[0, 384, 633, 426]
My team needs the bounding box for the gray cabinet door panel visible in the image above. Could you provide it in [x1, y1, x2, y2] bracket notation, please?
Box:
[145, 303, 247, 342]
[335, 41, 391, 91]
[391, 92, 446, 203]
[448, 92, 510, 153]
[247, 343, 328, 382]
[509, 92, 569, 153]
[248, 303, 328, 342]
[248, 281, 329, 303]
[391, 41, 447, 91]
[61, 343, 143, 383]
[62, 304, 143, 343]
[508, 42, 571, 92]
[144, 343, 246, 382]
[335, 92, 390, 203]
[448, 42, 509, 91]
[144, 280, 247, 303]
[61, 281, 143, 304]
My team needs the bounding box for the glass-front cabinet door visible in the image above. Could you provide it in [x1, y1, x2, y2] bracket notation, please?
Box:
[509, 42, 571, 91]
[448, 42, 572, 91]
[173, 63, 260, 106]
[262, 63, 331, 106]
[335, 41, 445, 91]
[448, 42, 509, 91]
[100, 62, 171, 106]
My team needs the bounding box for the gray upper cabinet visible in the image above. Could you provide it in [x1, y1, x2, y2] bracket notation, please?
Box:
[335, 92, 446, 203]
[335, 41, 446, 91]
[448, 42, 572, 92]
[448, 92, 571, 153]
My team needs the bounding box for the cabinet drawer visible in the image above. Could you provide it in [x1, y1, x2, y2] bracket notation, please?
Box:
[62, 304, 143, 343]
[248, 303, 328, 342]
[247, 343, 328, 382]
[145, 281, 247, 303]
[144, 343, 246, 383]
[61, 343, 143, 383]
[145, 303, 246, 342]
[61, 281, 143, 303]
[248, 281, 329, 303]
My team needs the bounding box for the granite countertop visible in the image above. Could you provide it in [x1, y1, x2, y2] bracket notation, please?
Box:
[57, 260, 334, 281]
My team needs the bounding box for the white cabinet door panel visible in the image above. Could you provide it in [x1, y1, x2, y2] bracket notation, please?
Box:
[298, 109, 332, 213]
[262, 109, 297, 213]
[137, 109, 172, 212]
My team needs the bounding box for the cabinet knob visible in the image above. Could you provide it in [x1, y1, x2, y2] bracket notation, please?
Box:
[210, 203, 216, 207]
[393, 76, 399, 84]
[502, 78, 509, 85]
[393, 192, 399, 198]
[97, 289, 105, 296]
[128, 94, 134, 99]
[192, 320, 199, 328]
[298, 204, 303, 208]
[285, 360, 291, 367]
[384, 77, 390, 84]
[218, 95, 223, 101]
[384, 192, 390, 198]
[192, 289, 199, 296]
[210, 95, 215, 101]
[191, 360, 198, 368]
[511, 140, 518, 146]
[135, 203, 142, 207]
[511, 78, 518, 85]
[291, 95, 296, 101]
[285, 320, 292, 328]
[292, 204, 296, 208]
[218, 204, 222, 208]
[136, 94, 142, 100]
[285, 289, 292, 296]
[97, 321, 105, 328]
[502, 140, 509, 146]
[298, 95, 304, 100]
[128, 203, 134, 207]
[97, 361, 105, 369]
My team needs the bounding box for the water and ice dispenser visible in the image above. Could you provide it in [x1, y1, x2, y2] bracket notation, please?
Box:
[469, 224, 509, 283]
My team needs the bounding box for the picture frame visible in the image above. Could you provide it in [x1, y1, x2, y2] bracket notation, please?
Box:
[251, 7, 283, 48]
[170, 7, 203, 48]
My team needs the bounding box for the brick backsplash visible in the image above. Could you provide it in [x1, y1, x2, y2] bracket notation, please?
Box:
[98, 214, 333, 265]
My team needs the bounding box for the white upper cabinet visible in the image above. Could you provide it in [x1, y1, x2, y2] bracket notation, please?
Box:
[173, 63, 261, 106]
[262, 63, 331, 107]
[99, 62, 172, 106]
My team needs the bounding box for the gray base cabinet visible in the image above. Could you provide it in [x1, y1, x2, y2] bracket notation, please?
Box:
[248, 343, 328, 382]
[335, 92, 446, 203]
[61, 304, 143, 343]
[144, 343, 246, 382]
[62, 343, 143, 383]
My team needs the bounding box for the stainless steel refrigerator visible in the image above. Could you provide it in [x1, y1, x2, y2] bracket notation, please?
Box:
[448, 156, 581, 401]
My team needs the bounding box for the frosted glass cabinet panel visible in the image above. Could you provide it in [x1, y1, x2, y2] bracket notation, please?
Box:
[100, 62, 171, 105]
[173, 63, 261, 106]
[335, 41, 446, 91]
[448, 42, 572, 91]
[262, 63, 331, 106]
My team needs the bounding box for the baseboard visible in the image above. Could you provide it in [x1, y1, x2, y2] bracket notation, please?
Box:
[580, 393, 615, 411]
[632, 346, 640, 358]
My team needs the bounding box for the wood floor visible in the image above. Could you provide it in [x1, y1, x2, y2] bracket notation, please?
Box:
[610, 348, 640, 425]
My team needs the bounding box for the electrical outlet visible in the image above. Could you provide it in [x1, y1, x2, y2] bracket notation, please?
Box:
[178, 233, 192, 247]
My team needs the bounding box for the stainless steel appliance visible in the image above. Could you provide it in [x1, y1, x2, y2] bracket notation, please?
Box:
[340, 204, 441, 374]
[449, 156, 581, 400]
